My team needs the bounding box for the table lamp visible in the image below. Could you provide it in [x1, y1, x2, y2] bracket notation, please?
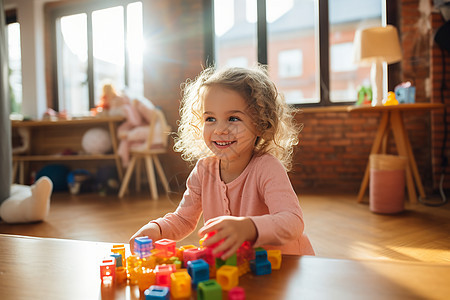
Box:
[353, 25, 402, 106]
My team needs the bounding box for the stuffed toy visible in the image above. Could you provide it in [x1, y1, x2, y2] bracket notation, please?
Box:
[117, 96, 164, 167]
[81, 127, 113, 155]
[97, 83, 133, 117]
[0, 176, 53, 223]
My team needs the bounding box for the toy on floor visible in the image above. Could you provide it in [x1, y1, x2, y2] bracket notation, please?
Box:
[99, 235, 283, 299]
[0, 176, 53, 223]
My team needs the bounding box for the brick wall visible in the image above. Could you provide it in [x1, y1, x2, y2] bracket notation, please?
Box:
[430, 4, 450, 191]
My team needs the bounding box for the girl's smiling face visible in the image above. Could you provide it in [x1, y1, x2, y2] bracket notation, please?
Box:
[202, 86, 258, 166]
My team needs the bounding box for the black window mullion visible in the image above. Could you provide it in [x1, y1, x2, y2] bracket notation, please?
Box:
[203, 0, 215, 67]
[257, 0, 267, 65]
[318, 0, 330, 105]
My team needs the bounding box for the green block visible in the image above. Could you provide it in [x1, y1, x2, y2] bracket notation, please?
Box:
[197, 279, 222, 300]
[215, 253, 237, 268]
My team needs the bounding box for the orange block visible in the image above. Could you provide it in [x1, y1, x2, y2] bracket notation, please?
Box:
[137, 267, 156, 291]
[216, 265, 239, 291]
[267, 249, 282, 270]
[170, 271, 192, 298]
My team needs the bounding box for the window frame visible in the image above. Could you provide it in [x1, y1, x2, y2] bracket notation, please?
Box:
[49, 0, 141, 112]
[204, 0, 398, 107]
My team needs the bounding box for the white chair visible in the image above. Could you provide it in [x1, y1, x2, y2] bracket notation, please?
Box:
[118, 108, 171, 199]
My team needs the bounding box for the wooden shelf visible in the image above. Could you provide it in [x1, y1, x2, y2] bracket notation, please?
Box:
[13, 154, 118, 161]
[12, 117, 125, 184]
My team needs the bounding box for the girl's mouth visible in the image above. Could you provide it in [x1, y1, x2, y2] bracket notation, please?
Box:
[214, 141, 235, 147]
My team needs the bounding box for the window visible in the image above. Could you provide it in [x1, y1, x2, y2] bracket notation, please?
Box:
[209, 0, 384, 106]
[51, 1, 143, 116]
[7, 22, 22, 115]
[278, 49, 303, 78]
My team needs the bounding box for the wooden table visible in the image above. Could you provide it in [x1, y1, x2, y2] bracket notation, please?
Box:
[11, 116, 124, 184]
[348, 103, 444, 203]
[1, 234, 449, 300]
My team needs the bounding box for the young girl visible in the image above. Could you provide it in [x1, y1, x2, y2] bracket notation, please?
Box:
[129, 65, 315, 259]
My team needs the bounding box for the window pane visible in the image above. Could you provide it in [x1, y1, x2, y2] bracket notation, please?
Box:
[7, 22, 22, 114]
[127, 2, 144, 97]
[92, 6, 125, 104]
[267, 0, 319, 104]
[214, 0, 258, 68]
[58, 13, 89, 115]
[329, 0, 382, 103]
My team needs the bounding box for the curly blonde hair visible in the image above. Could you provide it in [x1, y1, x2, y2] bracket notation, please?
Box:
[173, 65, 302, 171]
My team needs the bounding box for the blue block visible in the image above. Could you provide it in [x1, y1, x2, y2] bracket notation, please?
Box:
[254, 248, 268, 263]
[135, 236, 153, 258]
[110, 253, 122, 267]
[144, 285, 170, 300]
[250, 259, 272, 275]
[187, 259, 210, 287]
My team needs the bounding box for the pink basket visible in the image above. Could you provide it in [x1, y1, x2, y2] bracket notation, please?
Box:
[369, 155, 407, 214]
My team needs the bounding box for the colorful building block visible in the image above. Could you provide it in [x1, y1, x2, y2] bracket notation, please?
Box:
[216, 265, 239, 291]
[154, 239, 176, 258]
[100, 258, 116, 284]
[111, 244, 126, 268]
[187, 259, 210, 287]
[183, 247, 214, 268]
[115, 267, 127, 286]
[127, 254, 142, 285]
[250, 259, 271, 276]
[110, 253, 123, 267]
[267, 249, 282, 270]
[144, 285, 170, 300]
[137, 267, 156, 292]
[237, 261, 250, 277]
[135, 236, 154, 258]
[237, 241, 255, 265]
[170, 271, 192, 299]
[142, 255, 157, 269]
[228, 286, 246, 300]
[155, 264, 176, 287]
[197, 279, 222, 300]
[216, 253, 237, 269]
[254, 248, 268, 263]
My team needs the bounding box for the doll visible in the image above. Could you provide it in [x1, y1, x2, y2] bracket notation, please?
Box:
[117, 97, 164, 167]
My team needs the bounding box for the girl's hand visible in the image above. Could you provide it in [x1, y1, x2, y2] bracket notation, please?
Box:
[198, 216, 257, 260]
[129, 222, 162, 254]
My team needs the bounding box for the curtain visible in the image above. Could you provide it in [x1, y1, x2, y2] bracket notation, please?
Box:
[0, 0, 12, 202]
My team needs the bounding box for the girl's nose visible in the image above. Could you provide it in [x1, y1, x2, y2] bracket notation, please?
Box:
[214, 122, 229, 134]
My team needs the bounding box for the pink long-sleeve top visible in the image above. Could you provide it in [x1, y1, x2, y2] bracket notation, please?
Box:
[153, 153, 315, 255]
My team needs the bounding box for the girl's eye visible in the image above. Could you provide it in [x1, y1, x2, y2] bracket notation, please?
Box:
[205, 117, 215, 122]
[229, 116, 240, 122]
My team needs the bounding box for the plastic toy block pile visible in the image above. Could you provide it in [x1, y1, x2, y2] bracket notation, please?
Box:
[99, 233, 282, 300]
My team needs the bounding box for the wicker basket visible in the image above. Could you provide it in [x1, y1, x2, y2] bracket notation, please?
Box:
[369, 154, 407, 214]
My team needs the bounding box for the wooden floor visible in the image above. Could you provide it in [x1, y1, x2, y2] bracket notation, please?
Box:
[1, 190, 449, 264]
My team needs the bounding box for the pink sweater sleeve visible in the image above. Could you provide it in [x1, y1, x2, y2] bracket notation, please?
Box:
[152, 164, 203, 241]
[248, 156, 305, 248]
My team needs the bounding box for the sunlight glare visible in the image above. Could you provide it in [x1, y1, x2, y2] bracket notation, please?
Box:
[246, 0, 293, 23]
[60, 14, 87, 62]
[92, 6, 124, 66]
[215, 0, 234, 36]
[127, 2, 144, 64]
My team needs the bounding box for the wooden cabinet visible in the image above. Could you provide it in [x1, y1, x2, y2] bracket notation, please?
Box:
[12, 116, 124, 184]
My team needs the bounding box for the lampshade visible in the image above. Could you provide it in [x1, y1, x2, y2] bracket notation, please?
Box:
[353, 25, 402, 106]
[354, 25, 402, 65]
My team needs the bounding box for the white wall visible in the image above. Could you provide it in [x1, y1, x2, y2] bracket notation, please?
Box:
[5, 0, 53, 119]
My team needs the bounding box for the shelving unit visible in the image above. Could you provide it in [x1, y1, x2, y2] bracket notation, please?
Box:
[12, 116, 124, 184]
